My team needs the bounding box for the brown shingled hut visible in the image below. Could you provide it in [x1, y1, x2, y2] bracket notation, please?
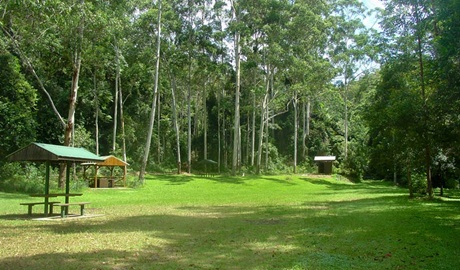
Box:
[82, 155, 128, 188]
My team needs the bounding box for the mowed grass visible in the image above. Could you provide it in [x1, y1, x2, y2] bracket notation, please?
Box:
[0, 174, 459, 270]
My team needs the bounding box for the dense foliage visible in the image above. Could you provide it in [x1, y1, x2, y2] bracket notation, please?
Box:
[1, 0, 459, 195]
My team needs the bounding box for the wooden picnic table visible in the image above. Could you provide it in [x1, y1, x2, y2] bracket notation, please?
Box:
[29, 193, 83, 198]
[23, 193, 84, 216]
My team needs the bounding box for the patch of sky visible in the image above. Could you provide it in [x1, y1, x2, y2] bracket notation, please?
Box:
[361, 0, 384, 31]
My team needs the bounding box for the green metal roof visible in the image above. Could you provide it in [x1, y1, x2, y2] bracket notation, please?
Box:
[7, 142, 104, 163]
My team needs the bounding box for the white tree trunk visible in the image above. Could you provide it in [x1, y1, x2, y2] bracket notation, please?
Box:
[112, 44, 119, 153]
[293, 90, 298, 174]
[302, 97, 310, 160]
[170, 71, 181, 173]
[157, 92, 161, 164]
[251, 93, 256, 166]
[139, 0, 162, 183]
[256, 89, 269, 174]
[232, 17, 241, 175]
[344, 83, 348, 158]
[60, 3, 84, 187]
[118, 75, 127, 163]
[93, 72, 99, 155]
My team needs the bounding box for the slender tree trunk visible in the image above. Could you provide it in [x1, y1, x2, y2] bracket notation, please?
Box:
[187, 69, 192, 173]
[223, 99, 227, 170]
[116, 68, 127, 181]
[157, 91, 161, 164]
[251, 93, 256, 166]
[60, 5, 84, 188]
[256, 91, 268, 175]
[60, 52, 81, 187]
[415, 2, 433, 198]
[265, 67, 275, 173]
[256, 60, 272, 175]
[302, 97, 311, 161]
[217, 89, 222, 173]
[93, 71, 99, 155]
[232, 27, 241, 176]
[187, 1, 193, 174]
[306, 99, 310, 136]
[246, 113, 250, 165]
[293, 90, 298, 174]
[170, 71, 181, 174]
[66, 71, 80, 137]
[204, 81, 208, 161]
[301, 98, 306, 161]
[344, 82, 349, 159]
[119, 75, 127, 163]
[256, 107, 265, 175]
[113, 44, 119, 153]
[239, 124, 242, 170]
[139, 0, 162, 183]
[265, 104, 269, 173]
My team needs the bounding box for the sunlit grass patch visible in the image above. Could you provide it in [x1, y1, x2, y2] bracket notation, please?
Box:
[0, 174, 459, 269]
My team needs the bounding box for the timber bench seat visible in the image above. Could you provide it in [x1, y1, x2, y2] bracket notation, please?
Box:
[20, 201, 60, 215]
[197, 172, 216, 178]
[55, 202, 91, 218]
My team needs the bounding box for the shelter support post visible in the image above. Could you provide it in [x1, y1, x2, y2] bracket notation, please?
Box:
[65, 162, 71, 215]
[65, 161, 71, 203]
[44, 161, 50, 215]
[94, 165, 98, 188]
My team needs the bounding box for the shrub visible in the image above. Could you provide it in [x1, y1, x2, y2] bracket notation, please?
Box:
[411, 173, 428, 195]
[445, 178, 459, 189]
[0, 163, 45, 193]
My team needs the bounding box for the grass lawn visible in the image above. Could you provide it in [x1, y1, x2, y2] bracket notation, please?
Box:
[0, 174, 459, 270]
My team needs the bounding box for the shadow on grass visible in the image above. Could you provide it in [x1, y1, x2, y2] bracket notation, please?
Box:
[0, 214, 40, 220]
[149, 174, 301, 186]
[300, 177, 406, 195]
[0, 249, 156, 270]
[1, 195, 459, 269]
[145, 174, 195, 185]
[148, 173, 253, 185]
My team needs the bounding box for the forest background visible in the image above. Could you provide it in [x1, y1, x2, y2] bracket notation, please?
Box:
[1, 0, 460, 198]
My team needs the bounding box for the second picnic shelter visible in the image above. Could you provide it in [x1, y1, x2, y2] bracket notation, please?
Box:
[82, 155, 128, 188]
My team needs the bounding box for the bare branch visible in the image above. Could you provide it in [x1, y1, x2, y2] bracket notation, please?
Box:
[1, 25, 66, 127]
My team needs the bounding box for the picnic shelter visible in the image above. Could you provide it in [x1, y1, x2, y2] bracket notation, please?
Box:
[7, 142, 104, 215]
[82, 155, 128, 188]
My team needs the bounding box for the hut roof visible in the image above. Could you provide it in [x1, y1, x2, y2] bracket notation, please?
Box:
[82, 155, 128, 167]
[7, 142, 104, 163]
[314, 156, 336, 162]
[97, 155, 128, 166]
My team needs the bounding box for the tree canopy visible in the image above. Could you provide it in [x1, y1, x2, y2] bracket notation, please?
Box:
[1, 0, 459, 196]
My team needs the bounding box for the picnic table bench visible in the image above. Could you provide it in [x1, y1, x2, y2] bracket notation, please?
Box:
[55, 202, 91, 218]
[197, 172, 216, 177]
[29, 193, 82, 198]
[20, 201, 60, 215]
[20, 193, 86, 217]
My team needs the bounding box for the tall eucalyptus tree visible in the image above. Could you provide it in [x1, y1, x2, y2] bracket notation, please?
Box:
[380, 0, 437, 197]
[431, 0, 460, 180]
[284, 0, 330, 173]
[230, 0, 242, 175]
[328, 0, 368, 159]
[139, 0, 162, 184]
